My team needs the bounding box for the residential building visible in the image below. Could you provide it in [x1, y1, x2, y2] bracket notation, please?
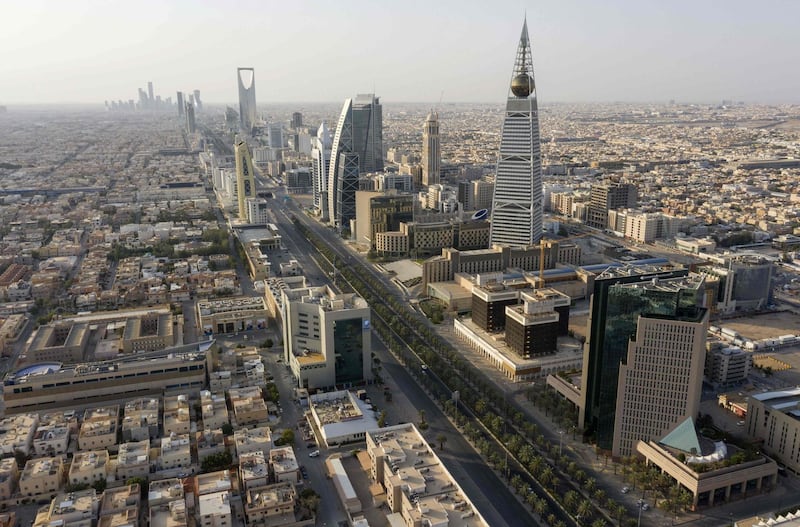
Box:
[586, 182, 637, 229]
[234, 426, 272, 460]
[163, 394, 191, 436]
[270, 446, 300, 484]
[0, 413, 38, 456]
[200, 390, 230, 430]
[32, 489, 99, 527]
[228, 386, 269, 426]
[79, 406, 119, 451]
[0, 458, 18, 500]
[243, 483, 296, 526]
[159, 433, 191, 471]
[122, 397, 160, 441]
[20, 456, 64, 497]
[239, 451, 269, 491]
[197, 491, 232, 527]
[69, 450, 110, 486]
[116, 440, 151, 481]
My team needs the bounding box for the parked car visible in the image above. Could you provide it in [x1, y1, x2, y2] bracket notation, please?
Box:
[309, 450, 320, 458]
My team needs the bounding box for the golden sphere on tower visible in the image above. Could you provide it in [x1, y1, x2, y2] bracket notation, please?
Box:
[511, 73, 534, 98]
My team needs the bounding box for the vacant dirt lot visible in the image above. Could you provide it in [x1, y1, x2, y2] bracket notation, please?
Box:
[720, 310, 800, 341]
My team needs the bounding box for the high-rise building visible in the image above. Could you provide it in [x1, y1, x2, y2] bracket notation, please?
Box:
[234, 141, 257, 221]
[586, 182, 638, 229]
[281, 285, 372, 390]
[611, 275, 708, 458]
[237, 68, 257, 134]
[268, 123, 283, 149]
[291, 112, 303, 130]
[489, 19, 543, 247]
[335, 152, 360, 231]
[579, 264, 706, 455]
[185, 103, 196, 134]
[147, 81, 154, 106]
[327, 94, 383, 228]
[422, 111, 440, 186]
[311, 122, 332, 220]
[193, 89, 202, 110]
[176, 91, 185, 117]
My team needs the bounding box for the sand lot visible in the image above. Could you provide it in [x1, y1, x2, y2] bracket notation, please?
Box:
[721, 310, 800, 341]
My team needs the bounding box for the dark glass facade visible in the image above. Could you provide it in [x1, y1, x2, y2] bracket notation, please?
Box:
[334, 317, 365, 385]
[582, 268, 692, 451]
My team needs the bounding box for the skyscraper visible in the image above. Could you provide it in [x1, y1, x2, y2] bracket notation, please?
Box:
[422, 111, 440, 186]
[311, 122, 333, 220]
[579, 264, 706, 455]
[193, 89, 202, 110]
[234, 140, 257, 221]
[291, 112, 303, 129]
[237, 68, 257, 134]
[489, 18, 543, 247]
[185, 103, 196, 134]
[327, 94, 383, 228]
[147, 81, 154, 106]
[176, 91, 185, 117]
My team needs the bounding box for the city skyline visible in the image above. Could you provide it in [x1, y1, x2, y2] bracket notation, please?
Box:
[2, 0, 799, 106]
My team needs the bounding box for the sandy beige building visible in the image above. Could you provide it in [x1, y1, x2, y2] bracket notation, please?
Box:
[0, 458, 18, 500]
[116, 439, 151, 481]
[243, 482, 296, 526]
[33, 488, 99, 527]
[79, 406, 119, 451]
[69, 450, 110, 486]
[20, 456, 64, 497]
[234, 426, 272, 460]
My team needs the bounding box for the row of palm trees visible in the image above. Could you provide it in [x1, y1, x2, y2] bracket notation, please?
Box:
[295, 219, 632, 526]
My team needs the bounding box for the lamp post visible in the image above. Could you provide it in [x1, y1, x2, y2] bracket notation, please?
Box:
[559, 430, 564, 457]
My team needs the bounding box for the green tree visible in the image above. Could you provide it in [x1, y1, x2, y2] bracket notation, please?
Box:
[436, 434, 447, 450]
[201, 450, 233, 472]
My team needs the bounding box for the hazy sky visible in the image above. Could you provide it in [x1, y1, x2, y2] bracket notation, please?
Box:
[2, 0, 798, 105]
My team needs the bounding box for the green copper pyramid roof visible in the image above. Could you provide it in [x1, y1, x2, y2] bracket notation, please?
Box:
[659, 417, 701, 455]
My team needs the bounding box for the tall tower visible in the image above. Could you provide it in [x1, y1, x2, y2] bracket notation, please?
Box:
[193, 89, 202, 110]
[579, 264, 707, 455]
[422, 111, 440, 186]
[328, 94, 383, 228]
[237, 68, 257, 134]
[235, 140, 257, 221]
[312, 122, 333, 220]
[176, 91, 185, 117]
[185, 103, 196, 134]
[489, 18, 542, 247]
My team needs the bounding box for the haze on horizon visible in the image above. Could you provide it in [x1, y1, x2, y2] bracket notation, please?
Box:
[2, 0, 798, 106]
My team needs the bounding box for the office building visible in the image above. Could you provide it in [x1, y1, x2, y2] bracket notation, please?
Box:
[148, 81, 154, 105]
[234, 140, 257, 221]
[579, 264, 706, 455]
[746, 387, 800, 475]
[291, 111, 303, 129]
[281, 285, 371, 390]
[335, 152, 360, 231]
[237, 67, 257, 134]
[422, 111, 440, 186]
[193, 89, 202, 110]
[311, 122, 332, 219]
[612, 280, 708, 458]
[268, 122, 283, 148]
[489, 19, 543, 247]
[185, 103, 196, 134]
[586, 182, 637, 229]
[328, 94, 383, 228]
[176, 91, 184, 117]
[354, 191, 414, 249]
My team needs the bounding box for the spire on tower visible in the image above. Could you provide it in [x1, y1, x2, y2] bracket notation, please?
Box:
[510, 18, 535, 98]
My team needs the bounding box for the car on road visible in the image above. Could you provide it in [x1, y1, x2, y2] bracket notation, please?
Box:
[309, 450, 320, 458]
[621, 486, 630, 494]
[641, 503, 649, 511]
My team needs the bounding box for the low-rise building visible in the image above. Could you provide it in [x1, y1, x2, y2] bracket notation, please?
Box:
[159, 434, 191, 471]
[0, 413, 38, 456]
[20, 456, 64, 497]
[195, 470, 232, 496]
[79, 406, 119, 451]
[69, 450, 110, 486]
[116, 440, 151, 481]
[239, 451, 269, 491]
[100, 483, 140, 516]
[243, 483, 296, 526]
[196, 296, 267, 336]
[234, 426, 272, 460]
[150, 500, 187, 527]
[200, 390, 230, 430]
[33, 415, 71, 456]
[0, 458, 19, 500]
[33, 489, 99, 527]
[308, 391, 379, 447]
[196, 428, 226, 460]
[228, 386, 268, 426]
[122, 397, 160, 441]
[637, 418, 777, 509]
[148, 478, 184, 506]
[163, 395, 191, 436]
[746, 388, 800, 475]
[705, 343, 753, 387]
[269, 446, 299, 484]
[197, 491, 232, 527]
[366, 423, 489, 526]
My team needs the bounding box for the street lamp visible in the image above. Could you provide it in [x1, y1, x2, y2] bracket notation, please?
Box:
[558, 430, 564, 457]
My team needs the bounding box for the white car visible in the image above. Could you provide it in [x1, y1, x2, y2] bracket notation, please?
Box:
[309, 450, 320, 458]
[621, 486, 630, 494]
